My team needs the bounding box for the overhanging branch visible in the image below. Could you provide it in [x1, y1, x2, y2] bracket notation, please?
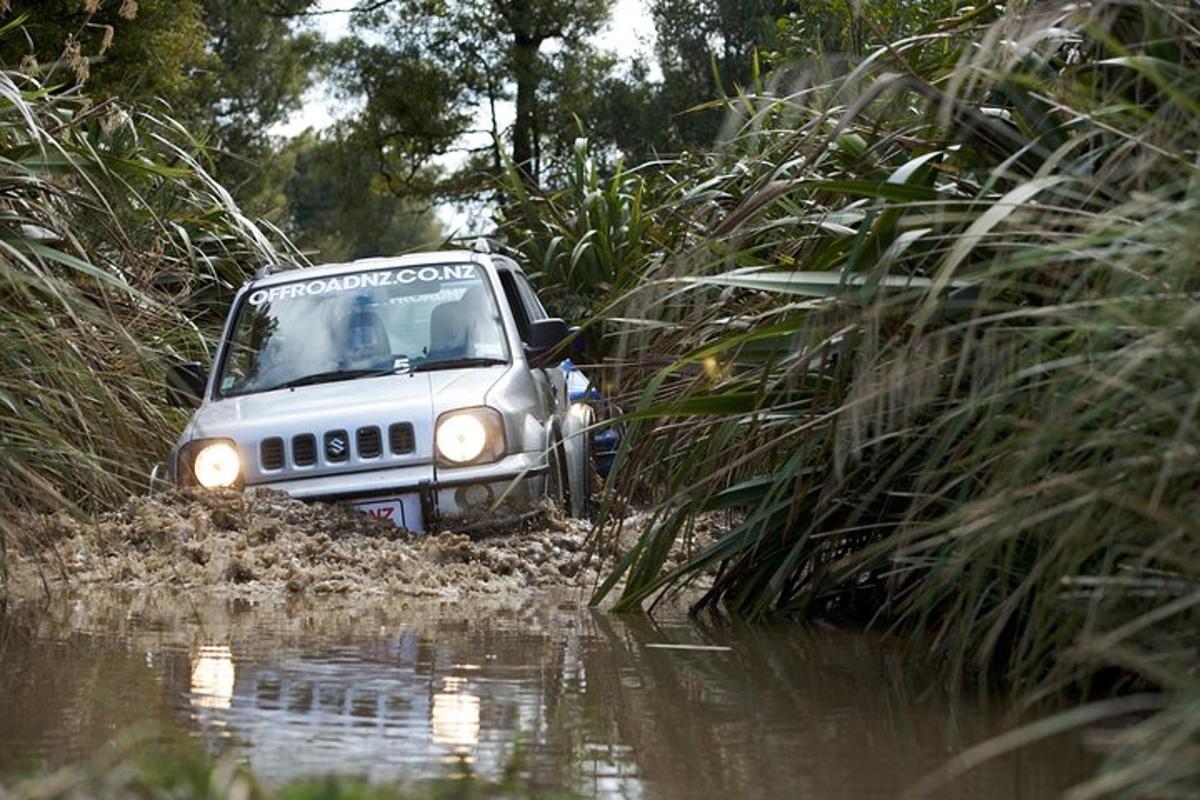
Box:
[260, 0, 396, 18]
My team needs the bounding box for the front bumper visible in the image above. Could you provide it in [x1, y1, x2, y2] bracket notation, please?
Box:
[246, 451, 548, 532]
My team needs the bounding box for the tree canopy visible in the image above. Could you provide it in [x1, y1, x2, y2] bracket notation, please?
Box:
[0, 0, 883, 258]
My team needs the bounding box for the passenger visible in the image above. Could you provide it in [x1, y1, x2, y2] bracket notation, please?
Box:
[428, 287, 497, 360]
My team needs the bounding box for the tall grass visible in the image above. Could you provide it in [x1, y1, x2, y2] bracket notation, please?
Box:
[0, 53, 300, 588]
[504, 0, 1200, 794]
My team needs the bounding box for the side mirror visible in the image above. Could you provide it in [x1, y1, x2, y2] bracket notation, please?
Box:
[526, 318, 570, 367]
[166, 361, 208, 408]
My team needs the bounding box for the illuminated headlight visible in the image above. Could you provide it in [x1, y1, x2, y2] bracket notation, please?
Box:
[435, 408, 505, 466]
[188, 440, 242, 488]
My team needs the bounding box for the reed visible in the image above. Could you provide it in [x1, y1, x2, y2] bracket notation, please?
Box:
[503, 1, 1200, 794]
[0, 38, 299, 586]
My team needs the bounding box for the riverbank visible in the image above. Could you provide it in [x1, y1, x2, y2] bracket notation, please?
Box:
[4, 490, 720, 601]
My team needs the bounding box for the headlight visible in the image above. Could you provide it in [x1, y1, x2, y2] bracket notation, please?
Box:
[435, 408, 505, 466]
[437, 415, 487, 463]
[189, 441, 242, 488]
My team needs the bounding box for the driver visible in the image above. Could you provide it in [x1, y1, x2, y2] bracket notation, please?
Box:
[341, 295, 392, 369]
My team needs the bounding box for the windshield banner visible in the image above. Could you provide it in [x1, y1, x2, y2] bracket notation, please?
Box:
[248, 264, 477, 306]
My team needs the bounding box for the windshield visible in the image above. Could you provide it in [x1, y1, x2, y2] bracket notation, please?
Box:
[217, 263, 509, 397]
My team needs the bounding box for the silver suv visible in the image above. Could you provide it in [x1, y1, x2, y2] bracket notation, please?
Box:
[163, 248, 596, 532]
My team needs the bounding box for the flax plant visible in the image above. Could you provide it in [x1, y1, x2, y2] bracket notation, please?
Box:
[505, 0, 1200, 794]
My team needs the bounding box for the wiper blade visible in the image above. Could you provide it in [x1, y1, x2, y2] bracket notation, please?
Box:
[272, 368, 395, 390]
[410, 357, 508, 373]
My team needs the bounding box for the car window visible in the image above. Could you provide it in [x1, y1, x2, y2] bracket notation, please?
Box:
[218, 263, 509, 397]
[497, 270, 532, 342]
[515, 273, 548, 322]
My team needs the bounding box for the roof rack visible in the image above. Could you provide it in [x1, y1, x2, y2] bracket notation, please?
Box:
[252, 262, 293, 281]
[469, 236, 521, 258]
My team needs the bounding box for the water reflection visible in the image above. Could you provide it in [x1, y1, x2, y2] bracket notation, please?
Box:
[0, 591, 1096, 799]
[431, 678, 480, 751]
[190, 646, 235, 709]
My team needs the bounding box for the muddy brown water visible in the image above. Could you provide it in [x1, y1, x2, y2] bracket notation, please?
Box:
[0, 589, 1093, 798]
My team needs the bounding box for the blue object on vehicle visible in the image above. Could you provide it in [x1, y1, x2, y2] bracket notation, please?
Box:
[561, 359, 620, 477]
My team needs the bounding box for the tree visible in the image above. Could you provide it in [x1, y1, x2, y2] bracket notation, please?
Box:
[275, 129, 444, 261]
[651, 0, 787, 149]
[0, 1, 323, 209]
[494, 0, 611, 178]
[588, 0, 966, 162]
[325, 26, 485, 200]
[0, 0, 212, 105]
[576, 0, 791, 162]
[535, 37, 616, 168]
[194, 0, 323, 200]
[332, 0, 612, 197]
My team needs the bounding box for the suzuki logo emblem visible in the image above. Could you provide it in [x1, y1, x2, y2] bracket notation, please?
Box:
[328, 437, 346, 456]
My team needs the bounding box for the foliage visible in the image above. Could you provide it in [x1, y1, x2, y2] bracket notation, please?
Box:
[0, 0, 212, 105]
[647, 0, 787, 151]
[268, 129, 444, 261]
[0, 1, 324, 216]
[498, 138, 664, 324]
[501, 0, 982, 318]
[330, 0, 612, 200]
[505, 0, 1200, 795]
[588, 0, 985, 163]
[0, 737, 572, 800]
[0, 61, 297, 531]
[192, 0, 323, 202]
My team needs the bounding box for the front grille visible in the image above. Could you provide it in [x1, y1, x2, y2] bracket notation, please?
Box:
[269, 423, 412, 470]
[324, 429, 350, 462]
[356, 426, 382, 458]
[260, 437, 284, 470]
[389, 423, 415, 454]
[292, 434, 317, 466]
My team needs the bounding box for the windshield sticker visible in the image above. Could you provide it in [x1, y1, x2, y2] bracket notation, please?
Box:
[387, 287, 466, 306]
[248, 265, 476, 306]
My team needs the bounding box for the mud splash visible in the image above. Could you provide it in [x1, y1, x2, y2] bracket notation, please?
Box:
[8, 489, 625, 599]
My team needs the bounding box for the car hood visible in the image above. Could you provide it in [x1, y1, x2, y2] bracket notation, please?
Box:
[184, 366, 510, 484]
[425, 366, 511, 415]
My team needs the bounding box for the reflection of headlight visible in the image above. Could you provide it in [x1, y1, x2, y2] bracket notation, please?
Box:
[190, 645, 236, 709]
[432, 691, 481, 748]
[192, 441, 241, 488]
[435, 408, 505, 466]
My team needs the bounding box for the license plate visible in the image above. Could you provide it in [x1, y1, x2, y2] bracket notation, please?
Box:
[354, 494, 423, 532]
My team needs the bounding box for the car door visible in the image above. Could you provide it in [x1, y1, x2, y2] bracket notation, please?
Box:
[496, 267, 567, 426]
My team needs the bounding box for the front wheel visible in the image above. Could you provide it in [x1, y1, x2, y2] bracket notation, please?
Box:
[569, 421, 595, 519]
[545, 435, 571, 512]
[563, 404, 596, 520]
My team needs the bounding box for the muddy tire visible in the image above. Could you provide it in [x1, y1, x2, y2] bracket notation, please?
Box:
[546, 435, 570, 512]
[570, 422, 595, 519]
